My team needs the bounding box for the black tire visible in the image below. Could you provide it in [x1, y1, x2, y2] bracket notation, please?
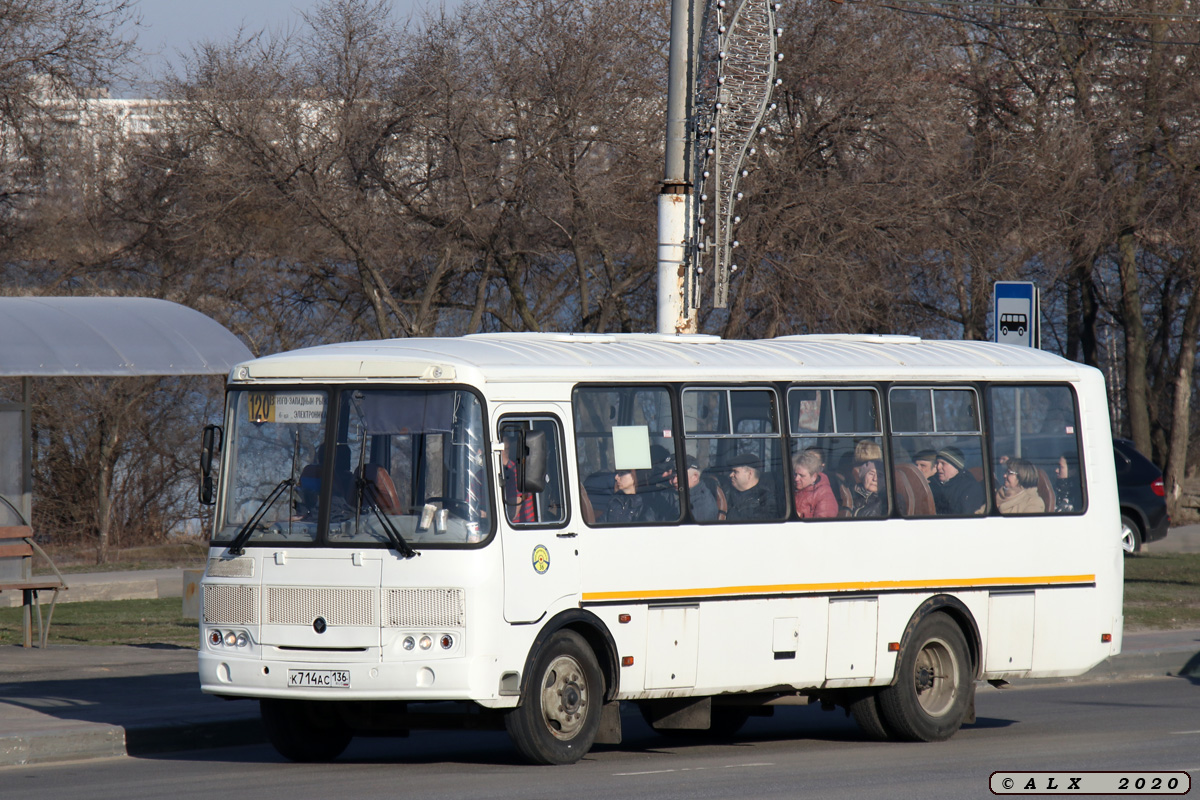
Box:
[1121, 514, 1143, 555]
[505, 629, 604, 765]
[637, 702, 752, 740]
[878, 613, 971, 742]
[260, 699, 353, 762]
[848, 690, 894, 741]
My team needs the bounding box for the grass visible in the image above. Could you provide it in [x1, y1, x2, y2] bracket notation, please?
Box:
[3, 551, 1196, 647]
[1123, 552, 1200, 630]
[0, 597, 198, 648]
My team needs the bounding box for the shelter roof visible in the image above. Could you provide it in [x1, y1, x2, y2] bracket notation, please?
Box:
[0, 297, 252, 377]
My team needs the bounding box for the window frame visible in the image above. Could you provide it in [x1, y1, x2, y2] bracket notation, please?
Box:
[984, 382, 1087, 517]
[496, 413, 572, 531]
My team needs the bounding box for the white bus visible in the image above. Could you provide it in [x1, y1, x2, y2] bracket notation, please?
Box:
[197, 333, 1123, 764]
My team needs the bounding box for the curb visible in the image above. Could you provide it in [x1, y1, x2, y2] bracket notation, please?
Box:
[0, 715, 264, 768]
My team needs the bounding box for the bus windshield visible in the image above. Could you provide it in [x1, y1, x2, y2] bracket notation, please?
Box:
[215, 387, 491, 548]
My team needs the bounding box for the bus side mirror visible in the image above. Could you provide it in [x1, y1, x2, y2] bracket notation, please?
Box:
[520, 430, 547, 493]
[199, 424, 222, 505]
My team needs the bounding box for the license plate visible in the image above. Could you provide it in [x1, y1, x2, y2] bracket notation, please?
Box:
[288, 669, 350, 688]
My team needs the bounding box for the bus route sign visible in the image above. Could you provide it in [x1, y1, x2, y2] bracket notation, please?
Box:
[994, 282, 1038, 348]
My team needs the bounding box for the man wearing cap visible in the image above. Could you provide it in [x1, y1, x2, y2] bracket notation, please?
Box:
[674, 454, 722, 521]
[934, 446, 985, 516]
[727, 452, 779, 521]
[913, 449, 945, 511]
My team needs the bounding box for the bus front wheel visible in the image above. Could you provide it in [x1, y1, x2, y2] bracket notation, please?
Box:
[878, 614, 971, 742]
[505, 629, 604, 765]
[260, 699, 353, 762]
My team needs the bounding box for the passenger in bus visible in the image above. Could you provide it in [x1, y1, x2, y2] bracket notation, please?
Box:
[1054, 452, 1082, 513]
[792, 450, 839, 519]
[605, 468, 647, 523]
[852, 440, 882, 482]
[727, 453, 779, 521]
[996, 457, 1045, 514]
[912, 450, 937, 480]
[913, 449, 946, 511]
[851, 458, 885, 517]
[934, 447, 985, 515]
[806, 447, 851, 514]
[672, 455, 724, 521]
[642, 445, 682, 522]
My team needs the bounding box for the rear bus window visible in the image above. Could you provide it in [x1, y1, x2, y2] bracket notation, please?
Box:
[988, 385, 1084, 515]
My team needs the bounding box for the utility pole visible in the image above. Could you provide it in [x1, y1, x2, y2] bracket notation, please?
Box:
[656, 0, 781, 334]
[657, 0, 701, 335]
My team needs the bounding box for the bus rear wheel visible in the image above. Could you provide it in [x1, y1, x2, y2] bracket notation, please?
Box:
[878, 613, 971, 742]
[505, 629, 604, 765]
[260, 699, 353, 762]
[848, 690, 895, 741]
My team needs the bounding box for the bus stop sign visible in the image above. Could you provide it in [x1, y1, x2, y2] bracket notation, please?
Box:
[994, 281, 1038, 348]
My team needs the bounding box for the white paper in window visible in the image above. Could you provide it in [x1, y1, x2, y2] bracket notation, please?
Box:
[612, 426, 652, 470]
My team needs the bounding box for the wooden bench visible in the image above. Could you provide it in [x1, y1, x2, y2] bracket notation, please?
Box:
[0, 526, 67, 648]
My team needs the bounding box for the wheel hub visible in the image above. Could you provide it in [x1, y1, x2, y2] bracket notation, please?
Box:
[915, 664, 935, 693]
[540, 654, 589, 740]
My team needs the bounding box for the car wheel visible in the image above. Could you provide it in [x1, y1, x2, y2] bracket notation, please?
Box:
[1121, 514, 1143, 556]
[505, 629, 603, 765]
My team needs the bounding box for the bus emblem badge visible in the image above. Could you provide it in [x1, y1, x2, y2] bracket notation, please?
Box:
[532, 545, 550, 574]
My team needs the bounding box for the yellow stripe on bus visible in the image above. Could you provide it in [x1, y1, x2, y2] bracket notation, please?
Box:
[581, 574, 1095, 603]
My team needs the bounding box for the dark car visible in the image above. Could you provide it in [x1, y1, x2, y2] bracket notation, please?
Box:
[1113, 438, 1169, 555]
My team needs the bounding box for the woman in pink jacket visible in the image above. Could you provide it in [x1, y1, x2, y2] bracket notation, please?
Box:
[792, 450, 839, 519]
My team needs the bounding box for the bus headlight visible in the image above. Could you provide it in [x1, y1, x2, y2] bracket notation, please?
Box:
[224, 631, 238, 647]
[402, 636, 416, 650]
[419, 635, 432, 650]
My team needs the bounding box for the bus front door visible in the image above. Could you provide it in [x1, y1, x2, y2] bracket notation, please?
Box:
[495, 406, 582, 623]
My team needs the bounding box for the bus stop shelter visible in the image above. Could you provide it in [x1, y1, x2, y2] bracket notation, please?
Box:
[0, 296, 252, 645]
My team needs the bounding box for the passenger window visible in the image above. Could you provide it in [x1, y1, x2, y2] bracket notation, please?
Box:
[497, 417, 568, 527]
[788, 387, 884, 519]
[572, 386, 681, 526]
[890, 387, 985, 517]
[683, 387, 786, 523]
[987, 385, 1083, 515]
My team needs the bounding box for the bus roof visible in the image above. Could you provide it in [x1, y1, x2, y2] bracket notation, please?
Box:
[233, 333, 1094, 385]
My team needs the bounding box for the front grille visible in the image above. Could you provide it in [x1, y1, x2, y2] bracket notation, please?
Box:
[203, 584, 259, 624]
[386, 588, 464, 628]
[266, 587, 378, 626]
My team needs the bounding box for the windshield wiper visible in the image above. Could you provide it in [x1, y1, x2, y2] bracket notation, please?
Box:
[358, 477, 418, 559]
[228, 478, 295, 555]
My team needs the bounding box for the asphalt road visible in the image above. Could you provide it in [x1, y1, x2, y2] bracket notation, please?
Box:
[8, 676, 1199, 800]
